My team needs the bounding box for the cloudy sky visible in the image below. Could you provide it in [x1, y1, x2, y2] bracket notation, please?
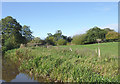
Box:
[2, 2, 118, 39]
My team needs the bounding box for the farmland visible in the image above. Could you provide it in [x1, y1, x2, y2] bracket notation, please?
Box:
[4, 42, 119, 82]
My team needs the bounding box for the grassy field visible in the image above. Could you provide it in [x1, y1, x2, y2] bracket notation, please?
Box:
[4, 42, 119, 82]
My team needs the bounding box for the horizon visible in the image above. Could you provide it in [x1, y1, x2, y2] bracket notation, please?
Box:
[2, 2, 118, 39]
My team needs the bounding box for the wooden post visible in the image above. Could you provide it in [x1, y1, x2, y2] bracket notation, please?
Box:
[96, 39, 101, 58]
[98, 47, 100, 58]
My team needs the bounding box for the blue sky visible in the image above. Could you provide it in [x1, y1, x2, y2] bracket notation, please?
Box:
[2, 2, 118, 39]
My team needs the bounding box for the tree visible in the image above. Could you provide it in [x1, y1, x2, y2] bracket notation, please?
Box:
[1, 16, 26, 52]
[104, 28, 115, 33]
[72, 34, 86, 45]
[55, 30, 62, 36]
[106, 31, 118, 41]
[67, 36, 72, 42]
[45, 30, 62, 45]
[45, 30, 71, 45]
[31, 37, 41, 43]
[85, 26, 106, 44]
[45, 36, 56, 45]
[57, 39, 67, 45]
[54, 30, 62, 41]
[47, 33, 52, 37]
[22, 25, 33, 43]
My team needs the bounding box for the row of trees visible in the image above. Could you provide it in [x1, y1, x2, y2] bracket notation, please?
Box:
[0, 16, 119, 52]
[72, 27, 119, 45]
[30, 30, 72, 46]
[31, 27, 119, 46]
[45, 30, 72, 45]
[0, 16, 73, 52]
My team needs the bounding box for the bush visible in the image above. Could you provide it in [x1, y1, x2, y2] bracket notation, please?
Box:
[45, 36, 56, 46]
[72, 34, 86, 45]
[57, 39, 67, 45]
[31, 37, 41, 43]
[66, 42, 73, 45]
[2, 37, 20, 53]
[106, 31, 118, 41]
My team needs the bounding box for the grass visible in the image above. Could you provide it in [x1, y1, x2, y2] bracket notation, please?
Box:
[4, 42, 119, 82]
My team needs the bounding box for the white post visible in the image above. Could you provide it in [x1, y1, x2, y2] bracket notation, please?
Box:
[96, 39, 101, 58]
[98, 47, 100, 58]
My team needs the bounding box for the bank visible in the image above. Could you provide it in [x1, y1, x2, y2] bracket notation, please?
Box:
[3, 42, 119, 82]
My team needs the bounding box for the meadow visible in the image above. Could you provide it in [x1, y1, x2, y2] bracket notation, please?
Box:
[4, 42, 119, 82]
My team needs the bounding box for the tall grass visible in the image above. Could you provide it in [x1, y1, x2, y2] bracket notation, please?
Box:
[4, 42, 119, 82]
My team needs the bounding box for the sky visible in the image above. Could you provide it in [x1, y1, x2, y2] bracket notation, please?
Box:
[2, 2, 118, 39]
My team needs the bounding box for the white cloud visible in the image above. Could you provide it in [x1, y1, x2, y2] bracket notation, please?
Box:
[73, 27, 90, 36]
[74, 24, 118, 36]
[102, 24, 118, 32]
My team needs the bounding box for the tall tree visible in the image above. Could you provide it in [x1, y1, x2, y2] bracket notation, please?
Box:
[1, 16, 25, 52]
[45, 30, 70, 45]
[22, 25, 33, 43]
[85, 26, 106, 44]
[54, 30, 62, 41]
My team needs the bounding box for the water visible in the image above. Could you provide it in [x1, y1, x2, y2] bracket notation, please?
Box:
[2, 58, 50, 82]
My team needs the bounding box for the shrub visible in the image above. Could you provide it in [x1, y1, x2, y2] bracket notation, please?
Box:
[72, 34, 86, 45]
[66, 42, 72, 45]
[45, 36, 56, 46]
[106, 31, 118, 41]
[57, 39, 67, 45]
[2, 38, 20, 53]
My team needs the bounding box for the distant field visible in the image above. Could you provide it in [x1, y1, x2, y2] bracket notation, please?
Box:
[60, 42, 118, 58]
[4, 42, 119, 82]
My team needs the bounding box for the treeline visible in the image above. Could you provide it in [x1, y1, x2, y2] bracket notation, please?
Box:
[36, 27, 119, 46]
[0, 16, 119, 52]
[72, 27, 119, 45]
[28, 30, 72, 46]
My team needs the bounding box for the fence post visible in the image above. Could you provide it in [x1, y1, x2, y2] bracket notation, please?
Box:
[96, 39, 101, 58]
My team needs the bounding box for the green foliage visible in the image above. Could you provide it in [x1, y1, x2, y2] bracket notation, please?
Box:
[57, 39, 67, 45]
[31, 37, 41, 43]
[67, 36, 72, 42]
[30, 37, 46, 45]
[1, 16, 25, 52]
[54, 30, 62, 41]
[106, 31, 118, 40]
[1, 16, 33, 52]
[45, 36, 56, 45]
[2, 37, 19, 52]
[45, 30, 72, 45]
[103, 28, 115, 33]
[4, 42, 119, 82]
[72, 34, 86, 45]
[71, 27, 118, 45]
[1, 16, 22, 39]
[22, 25, 33, 43]
[85, 26, 106, 44]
